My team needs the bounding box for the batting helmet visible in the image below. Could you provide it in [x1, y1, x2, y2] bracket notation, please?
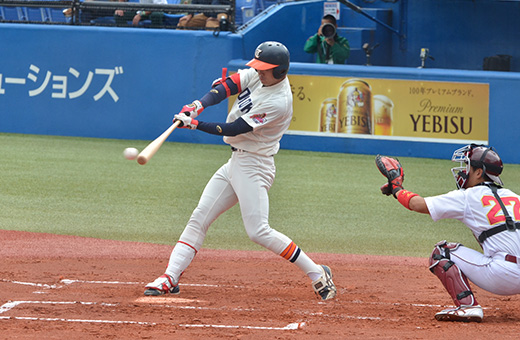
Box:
[451, 144, 503, 189]
[246, 41, 290, 79]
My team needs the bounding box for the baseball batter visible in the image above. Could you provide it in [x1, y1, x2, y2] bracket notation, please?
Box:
[144, 41, 336, 301]
[376, 144, 520, 322]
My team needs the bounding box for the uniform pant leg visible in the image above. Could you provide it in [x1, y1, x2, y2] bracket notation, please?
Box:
[178, 159, 238, 250]
[230, 152, 291, 254]
[451, 246, 520, 295]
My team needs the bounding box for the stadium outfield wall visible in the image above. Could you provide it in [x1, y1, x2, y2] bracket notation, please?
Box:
[0, 22, 519, 164]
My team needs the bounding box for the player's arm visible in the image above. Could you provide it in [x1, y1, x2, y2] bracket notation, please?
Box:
[179, 74, 241, 118]
[393, 189, 430, 214]
[174, 114, 253, 136]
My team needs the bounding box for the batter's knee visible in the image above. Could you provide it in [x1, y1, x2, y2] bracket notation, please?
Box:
[246, 225, 271, 246]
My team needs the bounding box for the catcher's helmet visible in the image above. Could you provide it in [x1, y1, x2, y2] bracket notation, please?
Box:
[451, 144, 503, 189]
[246, 41, 290, 79]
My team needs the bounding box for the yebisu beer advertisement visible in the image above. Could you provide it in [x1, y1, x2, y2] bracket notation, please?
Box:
[288, 75, 489, 143]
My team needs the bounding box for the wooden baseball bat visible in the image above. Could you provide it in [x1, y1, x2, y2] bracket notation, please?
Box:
[137, 120, 181, 165]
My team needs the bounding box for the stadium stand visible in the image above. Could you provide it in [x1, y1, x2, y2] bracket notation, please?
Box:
[0, 0, 277, 28]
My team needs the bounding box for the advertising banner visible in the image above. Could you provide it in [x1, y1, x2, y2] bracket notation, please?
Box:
[288, 75, 489, 143]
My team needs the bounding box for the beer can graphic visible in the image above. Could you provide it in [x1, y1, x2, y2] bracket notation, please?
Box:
[337, 79, 372, 134]
[373, 94, 394, 136]
[319, 98, 337, 132]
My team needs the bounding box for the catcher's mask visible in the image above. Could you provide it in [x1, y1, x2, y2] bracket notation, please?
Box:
[451, 144, 503, 189]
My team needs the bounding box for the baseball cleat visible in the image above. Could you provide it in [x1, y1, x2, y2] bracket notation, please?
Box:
[312, 265, 337, 301]
[434, 305, 483, 322]
[144, 274, 180, 296]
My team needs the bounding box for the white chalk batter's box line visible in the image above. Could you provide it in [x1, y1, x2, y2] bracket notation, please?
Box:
[0, 300, 305, 331]
[5, 278, 450, 309]
[4, 278, 501, 310]
[2, 278, 406, 326]
[1, 278, 244, 291]
[0, 277, 500, 327]
[4, 279, 462, 309]
[3, 278, 501, 312]
[0, 298, 397, 328]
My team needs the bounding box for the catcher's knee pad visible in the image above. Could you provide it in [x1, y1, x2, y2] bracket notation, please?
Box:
[429, 241, 478, 307]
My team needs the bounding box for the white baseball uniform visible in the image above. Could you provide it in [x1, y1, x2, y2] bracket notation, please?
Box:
[425, 184, 520, 295]
[164, 68, 321, 283]
[223, 68, 293, 156]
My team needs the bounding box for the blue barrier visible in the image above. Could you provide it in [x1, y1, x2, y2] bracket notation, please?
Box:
[1, 0, 519, 164]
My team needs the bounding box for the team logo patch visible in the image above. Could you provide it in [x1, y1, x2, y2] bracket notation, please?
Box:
[250, 113, 267, 124]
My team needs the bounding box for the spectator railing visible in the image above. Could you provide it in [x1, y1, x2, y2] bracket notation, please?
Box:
[0, 0, 237, 31]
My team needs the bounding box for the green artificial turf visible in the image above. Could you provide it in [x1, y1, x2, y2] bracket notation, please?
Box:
[1, 133, 519, 258]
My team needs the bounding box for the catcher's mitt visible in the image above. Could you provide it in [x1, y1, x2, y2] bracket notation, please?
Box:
[375, 154, 404, 197]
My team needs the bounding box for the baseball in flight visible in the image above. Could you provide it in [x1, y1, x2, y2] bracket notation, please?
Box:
[123, 147, 139, 160]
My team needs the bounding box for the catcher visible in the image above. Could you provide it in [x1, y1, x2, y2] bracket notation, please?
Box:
[376, 144, 520, 323]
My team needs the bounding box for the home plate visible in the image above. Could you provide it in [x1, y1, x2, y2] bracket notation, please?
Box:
[135, 297, 206, 304]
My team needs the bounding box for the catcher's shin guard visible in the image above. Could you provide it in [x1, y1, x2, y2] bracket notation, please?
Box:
[429, 241, 478, 307]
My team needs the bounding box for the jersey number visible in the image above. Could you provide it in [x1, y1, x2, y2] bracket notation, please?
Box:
[482, 195, 520, 225]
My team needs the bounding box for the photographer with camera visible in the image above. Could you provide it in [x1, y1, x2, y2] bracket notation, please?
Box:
[304, 14, 350, 64]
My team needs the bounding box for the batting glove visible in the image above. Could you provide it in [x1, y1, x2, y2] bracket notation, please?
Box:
[174, 113, 198, 130]
[180, 100, 204, 118]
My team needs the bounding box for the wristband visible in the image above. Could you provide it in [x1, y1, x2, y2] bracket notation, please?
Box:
[396, 189, 419, 210]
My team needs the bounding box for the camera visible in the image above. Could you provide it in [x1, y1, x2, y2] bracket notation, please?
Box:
[219, 15, 229, 31]
[321, 23, 336, 39]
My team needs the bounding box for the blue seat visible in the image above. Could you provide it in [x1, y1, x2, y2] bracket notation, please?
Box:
[48, 8, 69, 23]
[1, 7, 26, 21]
[26, 7, 51, 22]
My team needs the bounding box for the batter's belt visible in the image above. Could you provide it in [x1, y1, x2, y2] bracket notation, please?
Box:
[505, 254, 518, 264]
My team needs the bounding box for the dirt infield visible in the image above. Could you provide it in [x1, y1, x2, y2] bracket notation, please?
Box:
[1, 230, 519, 339]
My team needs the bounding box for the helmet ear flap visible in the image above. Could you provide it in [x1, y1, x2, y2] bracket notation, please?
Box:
[272, 66, 287, 79]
